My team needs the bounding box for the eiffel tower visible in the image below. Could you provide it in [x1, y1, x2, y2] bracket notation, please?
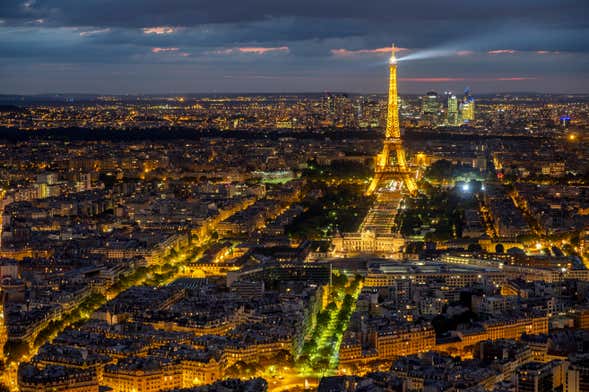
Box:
[366, 44, 417, 196]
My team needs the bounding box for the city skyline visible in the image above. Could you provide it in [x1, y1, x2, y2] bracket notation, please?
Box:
[1, 0, 589, 94]
[1, 2, 589, 392]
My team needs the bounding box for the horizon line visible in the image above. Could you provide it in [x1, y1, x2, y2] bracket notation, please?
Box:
[2, 91, 588, 97]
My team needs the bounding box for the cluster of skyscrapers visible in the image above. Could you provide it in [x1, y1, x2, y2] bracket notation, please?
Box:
[421, 88, 475, 126]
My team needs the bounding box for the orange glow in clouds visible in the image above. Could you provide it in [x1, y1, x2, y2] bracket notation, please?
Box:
[143, 26, 176, 35]
[331, 47, 409, 56]
[151, 47, 180, 53]
[488, 49, 517, 54]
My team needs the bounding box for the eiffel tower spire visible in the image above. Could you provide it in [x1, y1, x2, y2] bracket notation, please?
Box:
[366, 43, 417, 196]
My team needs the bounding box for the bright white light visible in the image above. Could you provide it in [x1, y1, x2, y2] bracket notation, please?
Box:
[462, 183, 470, 192]
[397, 48, 459, 63]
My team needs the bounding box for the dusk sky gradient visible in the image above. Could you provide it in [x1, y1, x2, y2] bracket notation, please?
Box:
[1, 0, 588, 94]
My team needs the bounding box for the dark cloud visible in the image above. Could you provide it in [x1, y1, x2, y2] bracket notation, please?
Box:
[2, 0, 587, 28]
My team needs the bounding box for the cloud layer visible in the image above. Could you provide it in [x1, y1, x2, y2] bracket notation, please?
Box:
[1, 0, 588, 93]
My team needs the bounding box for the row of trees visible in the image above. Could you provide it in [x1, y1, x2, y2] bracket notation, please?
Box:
[295, 274, 362, 375]
[424, 159, 484, 183]
[303, 159, 373, 181]
[286, 159, 374, 241]
[286, 183, 373, 240]
[398, 185, 477, 241]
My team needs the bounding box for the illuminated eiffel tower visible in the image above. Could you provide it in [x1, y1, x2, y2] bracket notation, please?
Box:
[366, 44, 417, 196]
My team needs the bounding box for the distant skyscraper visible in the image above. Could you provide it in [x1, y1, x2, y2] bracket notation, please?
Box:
[462, 101, 475, 121]
[421, 91, 440, 115]
[447, 94, 459, 126]
[322, 93, 335, 115]
[460, 88, 475, 122]
[420, 91, 441, 126]
[321, 93, 354, 127]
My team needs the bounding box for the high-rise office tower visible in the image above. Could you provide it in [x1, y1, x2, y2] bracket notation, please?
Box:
[460, 87, 475, 122]
[447, 94, 459, 125]
[421, 91, 441, 126]
[421, 91, 440, 115]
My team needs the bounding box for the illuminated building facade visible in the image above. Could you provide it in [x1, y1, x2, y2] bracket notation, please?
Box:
[332, 197, 406, 257]
[331, 230, 405, 258]
[436, 314, 548, 357]
[366, 45, 417, 196]
[18, 365, 99, 392]
[516, 362, 555, 392]
[339, 324, 435, 363]
[460, 88, 475, 122]
[102, 361, 183, 392]
[461, 101, 475, 122]
[420, 91, 441, 126]
[374, 325, 436, 359]
[422, 91, 439, 115]
[447, 94, 459, 125]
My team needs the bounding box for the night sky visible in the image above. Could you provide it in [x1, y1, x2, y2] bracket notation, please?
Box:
[1, 0, 588, 94]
